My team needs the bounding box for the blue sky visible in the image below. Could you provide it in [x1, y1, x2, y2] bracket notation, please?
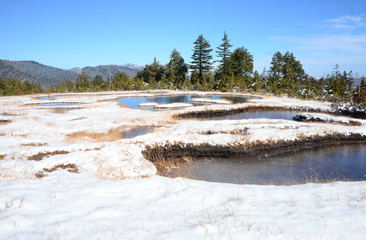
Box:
[1, 0, 366, 77]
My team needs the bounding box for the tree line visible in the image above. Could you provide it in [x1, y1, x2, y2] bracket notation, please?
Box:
[1, 32, 366, 108]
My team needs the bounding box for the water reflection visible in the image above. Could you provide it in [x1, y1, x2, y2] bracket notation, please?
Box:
[117, 94, 251, 109]
[179, 144, 366, 185]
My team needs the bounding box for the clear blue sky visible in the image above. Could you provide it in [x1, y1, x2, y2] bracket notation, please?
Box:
[1, 0, 366, 77]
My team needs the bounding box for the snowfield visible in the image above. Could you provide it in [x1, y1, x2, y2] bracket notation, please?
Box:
[1, 90, 366, 239]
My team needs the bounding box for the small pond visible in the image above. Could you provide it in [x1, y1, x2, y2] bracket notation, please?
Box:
[121, 126, 155, 139]
[39, 95, 64, 100]
[177, 144, 366, 185]
[117, 94, 252, 110]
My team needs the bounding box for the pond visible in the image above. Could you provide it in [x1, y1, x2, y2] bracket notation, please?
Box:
[121, 126, 155, 139]
[38, 95, 63, 100]
[177, 144, 366, 185]
[117, 94, 252, 110]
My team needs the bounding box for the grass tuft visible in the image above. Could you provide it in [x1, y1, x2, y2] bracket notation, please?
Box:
[28, 150, 70, 161]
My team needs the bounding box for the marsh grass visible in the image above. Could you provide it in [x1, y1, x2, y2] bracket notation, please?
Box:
[21, 143, 47, 147]
[28, 150, 70, 161]
[43, 163, 78, 173]
[0, 119, 12, 124]
[67, 128, 127, 142]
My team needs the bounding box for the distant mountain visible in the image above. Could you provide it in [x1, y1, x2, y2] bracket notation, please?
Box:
[0, 60, 143, 88]
[69, 64, 143, 80]
[0, 60, 78, 88]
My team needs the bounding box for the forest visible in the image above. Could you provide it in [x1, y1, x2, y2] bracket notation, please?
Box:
[1, 33, 366, 109]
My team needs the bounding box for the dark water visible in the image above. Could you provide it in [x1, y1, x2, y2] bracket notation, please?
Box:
[179, 144, 366, 185]
[121, 126, 155, 139]
[197, 111, 299, 121]
[117, 94, 251, 109]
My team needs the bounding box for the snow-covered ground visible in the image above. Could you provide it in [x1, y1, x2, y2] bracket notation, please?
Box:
[1, 90, 366, 239]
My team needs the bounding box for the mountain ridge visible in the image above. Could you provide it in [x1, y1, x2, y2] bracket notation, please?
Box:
[0, 60, 143, 88]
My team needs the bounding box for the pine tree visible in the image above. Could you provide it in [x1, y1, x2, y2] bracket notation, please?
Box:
[136, 58, 165, 85]
[75, 70, 90, 92]
[92, 74, 106, 91]
[360, 77, 366, 102]
[190, 34, 213, 78]
[226, 47, 254, 91]
[216, 32, 232, 77]
[166, 49, 188, 86]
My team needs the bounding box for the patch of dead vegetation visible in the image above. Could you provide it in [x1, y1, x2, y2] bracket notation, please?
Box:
[21, 143, 47, 147]
[0, 154, 5, 160]
[67, 128, 127, 142]
[117, 102, 127, 108]
[70, 117, 87, 121]
[151, 156, 196, 178]
[28, 150, 70, 161]
[0, 119, 12, 124]
[1, 112, 20, 116]
[35, 171, 46, 178]
[43, 163, 78, 173]
[199, 127, 249, 135]
[49, 108, 68, 114]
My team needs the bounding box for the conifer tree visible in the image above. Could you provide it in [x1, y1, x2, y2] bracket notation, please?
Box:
[190, 34, 213, 78]
[75, 70, 90, 92]
[166, 49, 188, 86]
[216, 32, 232, 77]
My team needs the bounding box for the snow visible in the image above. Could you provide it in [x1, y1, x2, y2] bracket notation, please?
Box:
[294, 112, 365, 125]
[138, 102, 158, 107]
[154, 102, 193, 109]
[1, 174, 365, 239]
[1, 90, 366, 239]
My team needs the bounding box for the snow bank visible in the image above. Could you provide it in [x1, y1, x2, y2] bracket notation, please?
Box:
[0, 175, 365, 239]
[191, 97, 232, 104]
[294, 112, 365, 126]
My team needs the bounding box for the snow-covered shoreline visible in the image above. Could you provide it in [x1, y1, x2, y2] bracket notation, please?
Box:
[1, 90, 366, 239]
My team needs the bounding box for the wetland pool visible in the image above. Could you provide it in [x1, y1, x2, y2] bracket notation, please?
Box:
[176, 144, 366, 185]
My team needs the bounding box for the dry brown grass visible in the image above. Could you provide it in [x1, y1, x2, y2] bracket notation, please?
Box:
[27, 150, 70, 161]
[48, 108, 68, 114]
[152, 156, 196, 179]
[0, 154, 5, 160]
[67, 128, 126, 142]
[200, 127, 249, 135]
[0, 119, 12, 124]
[70, 117, 87, 121]
[35, 171, 46, 178]
[43, 163, 78, 173]
[21, 143, 47, 147]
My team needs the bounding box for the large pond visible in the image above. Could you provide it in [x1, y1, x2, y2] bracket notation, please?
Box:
[177, 144, 366, 185]
[117, 94, 252, 109]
